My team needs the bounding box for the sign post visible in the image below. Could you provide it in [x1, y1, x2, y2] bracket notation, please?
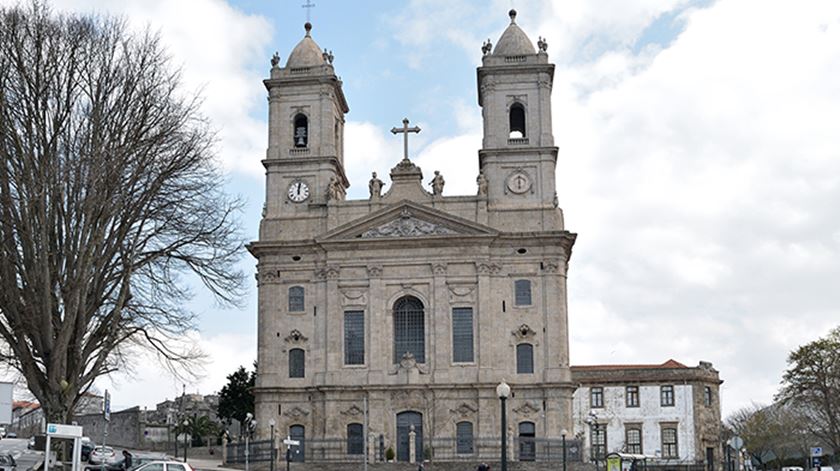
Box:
[283, 436, 300, 471]
[102, 390, 111, 471]
[811, 447, 823, 470]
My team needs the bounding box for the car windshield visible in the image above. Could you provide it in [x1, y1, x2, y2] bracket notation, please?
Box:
[95, 447, 114, 454]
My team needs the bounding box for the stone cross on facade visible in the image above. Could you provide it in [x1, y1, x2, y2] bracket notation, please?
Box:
[390, 118, 421, 161]
[301, 0, 315, 22]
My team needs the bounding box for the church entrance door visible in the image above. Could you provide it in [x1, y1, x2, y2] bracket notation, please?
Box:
[396, 411, 423, 462]
[289, 425, 305, 463]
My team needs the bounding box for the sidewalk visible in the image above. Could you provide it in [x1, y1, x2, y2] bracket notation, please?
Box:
[187, 457, 240, 471]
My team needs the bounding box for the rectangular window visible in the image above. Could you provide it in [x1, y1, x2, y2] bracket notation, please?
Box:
[661, 385, 675, 407]
[452, 308, 474, 363]
[289, 348, 305, 378]
[344, 311, 365, 365]
[590, 387, 604, 408]
[516, 343, 534, 374]
[288, 286, 305, 312]
[514, 279, 532, 306]
[704, 386, 713, 406]
[661, 426, 678, 458]
[626, 386, 640, 407]
[591, 423, 607, 460]
[625, 425, 642, 455]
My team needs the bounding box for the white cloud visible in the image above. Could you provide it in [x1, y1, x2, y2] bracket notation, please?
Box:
[555, 0, 840, 414]
[21, 0, 274, 177]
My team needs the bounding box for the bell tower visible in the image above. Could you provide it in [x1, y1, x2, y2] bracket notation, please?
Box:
[262, 22, 349, 224]
[477, 10, 558, 215]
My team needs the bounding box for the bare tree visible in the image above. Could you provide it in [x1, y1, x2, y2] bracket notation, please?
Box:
[0, 3, 244, 424]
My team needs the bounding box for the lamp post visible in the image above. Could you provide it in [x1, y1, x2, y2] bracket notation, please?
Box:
[183, 419, 190, 463]
[561, 428, 568, 471]
[496, 380, 511, 471]
[269, 419, 276, 471]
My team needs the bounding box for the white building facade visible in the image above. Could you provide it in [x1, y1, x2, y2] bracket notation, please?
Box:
[571, 361, 722, 470]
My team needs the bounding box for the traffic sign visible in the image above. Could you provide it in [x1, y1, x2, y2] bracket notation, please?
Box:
[811, 447, 823, 457]
[729, 436, 744, 450]
[104, 390, 111, 422]
[283, 437, 300, 447]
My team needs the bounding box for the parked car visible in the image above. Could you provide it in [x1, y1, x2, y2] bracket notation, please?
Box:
[4, 433, 16, 439]
[127, 453, 167, 471]
[0, 454, 16, 471]
[88, 446, 121, 469]
[131, 461, 194, 471]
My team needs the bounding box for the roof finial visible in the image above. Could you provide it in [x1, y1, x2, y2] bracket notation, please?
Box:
[509, 9, 517, 23]
[304, 22, 312, 36]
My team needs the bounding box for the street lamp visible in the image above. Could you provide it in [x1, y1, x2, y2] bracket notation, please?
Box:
[269, 419, 276, 471]
[496, 380, 511, 471]
[183, 419, 190, 463]
[561, 428, 568, 471]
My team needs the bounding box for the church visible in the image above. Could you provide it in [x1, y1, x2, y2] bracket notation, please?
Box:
[249, 8, 577, 463]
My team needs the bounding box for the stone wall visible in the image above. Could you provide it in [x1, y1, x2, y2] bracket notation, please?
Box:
[76, 407, 143, 449]
[228, 461, 596, 471]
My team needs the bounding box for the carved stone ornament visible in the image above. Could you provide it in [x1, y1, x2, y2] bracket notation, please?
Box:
[432, 263, 447, 276]
[512, 324, 537, 341]
[399, 351, 417, 369]
[450, 403, 478, 418]
[476, 262, 502, 275]
[341, 289, 368, 307]
[284, 329, 308, 345]
[324, 265, 340, 280]
[543, 260, 561, 273]
[513, 402, 541, 416]
[340, 405, 364, 417]
[367, 265, 383, 278]
[362, 210, 456, 238]
[257, 269, 281, 286]
[283, 406, 309, 419]
[448, 283, 477, 304]
[506, 170, 532, 195]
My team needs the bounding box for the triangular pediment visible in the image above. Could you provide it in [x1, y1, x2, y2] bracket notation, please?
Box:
[317, 200, 498, 241]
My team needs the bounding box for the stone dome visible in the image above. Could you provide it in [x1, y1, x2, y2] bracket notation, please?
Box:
[493, 10, 536, 56]
[285, 22, 326, 68]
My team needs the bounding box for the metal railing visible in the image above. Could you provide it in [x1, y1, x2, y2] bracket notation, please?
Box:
[225, 439, 274, 463]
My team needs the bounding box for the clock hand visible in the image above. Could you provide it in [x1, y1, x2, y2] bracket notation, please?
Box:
[296, 182, 301, 194]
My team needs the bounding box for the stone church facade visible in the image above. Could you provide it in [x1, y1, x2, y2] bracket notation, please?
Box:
[250, 10, 577, 462]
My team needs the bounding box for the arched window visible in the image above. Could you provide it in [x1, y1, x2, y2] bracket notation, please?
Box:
[514, 279, 532, 306]
[516, 343, 534, 374]
[289, 425, 305, 462]
[518, 421, 536, 461]
[456, 421, 474, 455]
[393, 296, 425, 363]
[294, 114, 308, 148]
[346, 423, 364, 455]
[289, 348, 305, 378]
[288, 286, 305, 312]
[509, 103, 526, 138]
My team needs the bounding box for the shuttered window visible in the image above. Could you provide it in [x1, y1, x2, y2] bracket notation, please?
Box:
[289, 348, 305, 378]
[456, 422, 474, 454]
[452, 308, 474, 363]
[344, 311, 365, 365]
[514, 279, 532, 306]
[516, 343, 534, 374]
[288, 286, 305, 312]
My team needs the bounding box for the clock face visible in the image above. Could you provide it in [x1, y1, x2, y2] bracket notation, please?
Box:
[506, 171, 532, 194]
[287, 181, 310, 202]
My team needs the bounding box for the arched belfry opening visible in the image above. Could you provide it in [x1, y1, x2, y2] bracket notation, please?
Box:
[294, 114, 309, 148]
[509, 103, 526, 138]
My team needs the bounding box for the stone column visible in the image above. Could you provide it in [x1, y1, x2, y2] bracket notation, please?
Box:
[432, 263, 448, 382]
[367, 265, 384, 382]
[409, 426, 417, 464]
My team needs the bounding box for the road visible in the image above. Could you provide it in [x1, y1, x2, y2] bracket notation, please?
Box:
[0, 438, 44, 470]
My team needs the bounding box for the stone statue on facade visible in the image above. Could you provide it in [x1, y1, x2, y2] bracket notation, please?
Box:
[481, 39, 492, 56]
[476, 171, 488, 196]
[429, 170, 445, 196]
[369, 171, 384, 198]
[327, 176, 343, 201]
[537, 36, 548, 53]
[270, 51, 280, 68]
[322, 48, 334, 64]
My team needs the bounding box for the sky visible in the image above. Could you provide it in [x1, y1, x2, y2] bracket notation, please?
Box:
[3, 0, 840, 418]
